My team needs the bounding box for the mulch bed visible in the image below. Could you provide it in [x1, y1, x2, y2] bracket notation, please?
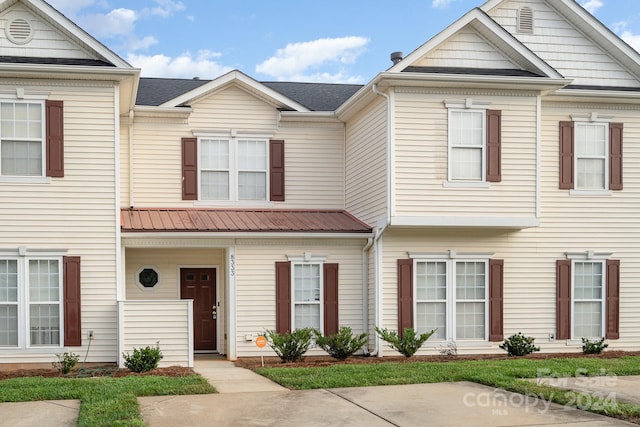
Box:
[0, 365, 195, 381]
[234, 350, 640, 369]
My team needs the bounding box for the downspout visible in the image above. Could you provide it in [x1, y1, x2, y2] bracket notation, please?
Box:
[536, 95, 541, 218]
[370, 82, 393, 357]
[128, 109, 135, 208]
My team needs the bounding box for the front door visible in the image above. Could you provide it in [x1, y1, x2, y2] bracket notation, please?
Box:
[180, 268, 217, 352]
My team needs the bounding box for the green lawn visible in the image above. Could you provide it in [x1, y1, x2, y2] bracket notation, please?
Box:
[256, 356, 640, 423]
[0, 374, 216, 427]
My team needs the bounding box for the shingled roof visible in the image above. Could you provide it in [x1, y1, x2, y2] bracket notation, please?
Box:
[136, 77, 363, 111]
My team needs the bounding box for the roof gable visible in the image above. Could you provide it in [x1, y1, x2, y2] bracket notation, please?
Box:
[389, 8, 563, 80]
[0, 0, 130, 68]
[159, 70, 311, 112]
[481, 0, 640, 88]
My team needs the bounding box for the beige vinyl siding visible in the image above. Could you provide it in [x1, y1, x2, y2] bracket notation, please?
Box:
[416, 27, 516, 69]
[124, 115, 191, 207]
[188, 85, 278, 131]
[393, 89, 537, 217]
[234, 239, 367, 357]
[345, 97, 387, 226]
[488, 0, 640, 87]
[119, 301, 192, 367]
[0, 82, 119, 364]
[0, 4, 95, 59]
[276, 118, 345, 209]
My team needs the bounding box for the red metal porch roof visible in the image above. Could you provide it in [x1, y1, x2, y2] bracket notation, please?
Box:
[121, 208, 372, 234]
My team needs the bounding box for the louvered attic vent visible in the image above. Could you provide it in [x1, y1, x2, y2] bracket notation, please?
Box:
[518, 7, 534, 34]
[6, 18, 33, 44]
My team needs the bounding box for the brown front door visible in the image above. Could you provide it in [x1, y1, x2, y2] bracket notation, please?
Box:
[180, 268, 217, 351]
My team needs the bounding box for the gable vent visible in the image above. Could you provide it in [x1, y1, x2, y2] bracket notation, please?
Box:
[6, 18, 33, 45]
[517, 7, 534, 34]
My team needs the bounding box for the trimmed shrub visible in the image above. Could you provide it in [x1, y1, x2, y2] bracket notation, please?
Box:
[264, 328, 314, 363]
[582, 337, 608, 354]
[314, 327, 368, 360]
[123, 343, 163, 372]
[52, 352, 80, 374]
[375, 327, 436, 357]
[499, 332, 540, 357]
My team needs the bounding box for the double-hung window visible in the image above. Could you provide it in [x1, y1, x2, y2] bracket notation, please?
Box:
[199, 137, 268, 201]
[414, 258, 489, 341]
[292, 263, 323, 331]
[572, 261, 605, 338]
[0, 256, 62, 348]
[448, 109, 485, 181]
[575, 122, 608, 190]
[0, 101, 45, 177]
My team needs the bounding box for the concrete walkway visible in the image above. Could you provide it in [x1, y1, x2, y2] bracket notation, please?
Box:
[0, 400, 80, 427]
[537, 374, 640, 406]
[138, 359, 637, 426]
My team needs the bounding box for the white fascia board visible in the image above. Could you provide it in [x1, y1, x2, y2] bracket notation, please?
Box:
[378, 72, 571, 91]
[0, 63, 139, 80]
[391, 216, 540, 229]
[26, 0, 132, 68]
[159, 69, 310, 112]
[133, 105, 193, 119]
[121, 232, 374, 241]
[388, 9, 562, 80]
[549, 88, 640, 103]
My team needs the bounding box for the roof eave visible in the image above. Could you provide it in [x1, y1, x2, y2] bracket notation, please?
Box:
[121, 231, 374, 240]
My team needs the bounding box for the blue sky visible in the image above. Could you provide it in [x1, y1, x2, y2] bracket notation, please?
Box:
[47, 0, 640, 83]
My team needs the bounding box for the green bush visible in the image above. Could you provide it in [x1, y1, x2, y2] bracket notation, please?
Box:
[375, 327, 436, 357]
[582, 337, 608, 354]
[123, 343, 163, 372]
[264, 328, 314, 362]
[499, 332, 540, 357]
[314, 327, 368, 360]
[52, 352, 80, 374]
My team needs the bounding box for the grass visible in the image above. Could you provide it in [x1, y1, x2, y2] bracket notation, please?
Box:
[0, 374, 216, 427]
[256, 356, 640, 423]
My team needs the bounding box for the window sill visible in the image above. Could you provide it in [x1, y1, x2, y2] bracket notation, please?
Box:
[194, 200, 274, 207]
[442, 181, 490, 189]
[0, 176, 51, 184]
[569, 190, 612, 197]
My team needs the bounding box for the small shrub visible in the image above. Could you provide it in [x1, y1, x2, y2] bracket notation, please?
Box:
[375, 327, 436, 358]
[499, 332, 540, 357]
[52, 352, 80, 374]
[314, 327, 368, 360]
[438, 341, 458, 357]
[123, 342, 163, 372]
[264, 328, 314, 362]
[582, 337, 608, 354]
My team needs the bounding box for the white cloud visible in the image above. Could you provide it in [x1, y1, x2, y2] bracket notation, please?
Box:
[256, 36, 369, 83]
[432, 0, 457, 9]
[621, 31, 640, 54]
[147, 0, 186, 18]
[47, 0, 96, 15]
[128, 50, 233, 79]
[579, 0, 604, 14]
[78, 8, 138, 38]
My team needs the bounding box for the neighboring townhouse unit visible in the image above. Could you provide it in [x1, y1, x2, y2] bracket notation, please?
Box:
[2, 0, 640, 367]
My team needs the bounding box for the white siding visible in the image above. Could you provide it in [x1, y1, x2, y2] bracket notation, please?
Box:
[234, 239, 367, 357]
[488, 0, 640, 87]
[417, 27, 516, 69]
[393, 88, 537, 217]
[119, 301, 192, 367]
[0, 5, 95, 59]
[345, 96, 387, 227]
[0, 82, 119, 364]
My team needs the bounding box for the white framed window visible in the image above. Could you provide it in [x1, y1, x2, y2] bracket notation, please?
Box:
[292, 262, 323, 332]
[575, 122, 608, 190]
[572, 260, 605, 338]
[414, 256, 489, 341]
[449, 109, 485, 181]
[199, 136, 268, 201]
[0, 100, 45, 177]
[0, 255, 62, 348]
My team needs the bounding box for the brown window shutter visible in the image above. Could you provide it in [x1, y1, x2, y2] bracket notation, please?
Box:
[397, 258, 413, 336]
[63, 256, 81, 346]
[488, 259, 504, 342]
[606, 259, 620, 339]
[182, 137, 198, 200]
[323, 263, 339, 335]
[559, 121, 574, 189]
[269, 140, 285, 201]
[46, 100, 64, 177]
[556, 259, 571, 340]
[609, 123, 623, 191]
[486, 110, 501, 182]
[275, 261, 291, 333]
